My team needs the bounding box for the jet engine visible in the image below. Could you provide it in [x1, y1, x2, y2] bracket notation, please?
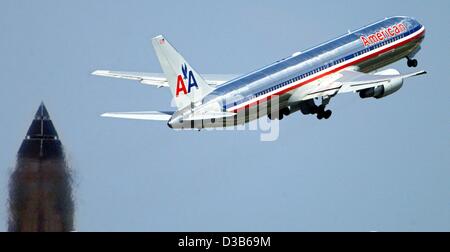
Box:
[359, 69, 403, 99]
[359, 78, 403, 99]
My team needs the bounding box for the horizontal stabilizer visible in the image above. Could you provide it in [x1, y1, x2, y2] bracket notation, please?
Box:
[92, 70, 238, 88]
[101, 111, 174, 121]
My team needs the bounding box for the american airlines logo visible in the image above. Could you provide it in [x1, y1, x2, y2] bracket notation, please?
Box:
[176, 64, 199, 97]
[360, 23, 407, 47]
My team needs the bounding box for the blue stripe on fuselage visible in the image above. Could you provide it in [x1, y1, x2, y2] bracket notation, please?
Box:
[203, 17, 423, 111]
[224, 24, 422, 110]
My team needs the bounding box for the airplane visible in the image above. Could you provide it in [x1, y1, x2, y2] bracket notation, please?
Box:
[92, 16, 426, 129]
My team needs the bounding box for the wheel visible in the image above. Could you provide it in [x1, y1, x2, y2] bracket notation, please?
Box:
[407, 58, 418, 68]
[318, 105, 326, 113]
[323, 110, 332, 119]
[317, 113, 323, 120]
[279, 114, 284, 120]
[268, 113, 272, 120]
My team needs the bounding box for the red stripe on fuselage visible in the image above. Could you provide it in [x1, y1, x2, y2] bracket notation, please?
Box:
[230, 28, 425, 113]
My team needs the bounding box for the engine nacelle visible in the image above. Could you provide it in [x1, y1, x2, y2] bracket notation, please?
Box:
[359, 78, 403, 99]
[359, 68, 404, 99]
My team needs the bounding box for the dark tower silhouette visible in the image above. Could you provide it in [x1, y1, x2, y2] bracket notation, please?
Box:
[8, 103, 74, 232]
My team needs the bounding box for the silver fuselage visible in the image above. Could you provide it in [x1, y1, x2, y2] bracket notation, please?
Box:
[169, 16, 425, 129]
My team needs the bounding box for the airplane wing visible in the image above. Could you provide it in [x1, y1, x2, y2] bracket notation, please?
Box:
[302, 69, 426, 101]
[101, 111, 174, 121]
[92, 70, 238, 88]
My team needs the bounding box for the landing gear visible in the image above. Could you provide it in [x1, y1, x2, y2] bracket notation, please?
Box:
[281, 108, 291, 116]
[268, 113, 283, 120]
[298, 98, 334, 120]
[406, 57, 418, 68]
[315, 97, 333, 120]
[268, 108, 290, 120]
[316, 105, 332, 120]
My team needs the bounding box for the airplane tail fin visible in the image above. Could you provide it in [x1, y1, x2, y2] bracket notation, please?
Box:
[152, 35, 213, 109]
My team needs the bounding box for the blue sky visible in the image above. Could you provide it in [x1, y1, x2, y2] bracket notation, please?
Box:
[0, 0, 449, 231]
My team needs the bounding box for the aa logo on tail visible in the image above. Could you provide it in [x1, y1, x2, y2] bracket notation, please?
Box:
[176, 64, 199, 97]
